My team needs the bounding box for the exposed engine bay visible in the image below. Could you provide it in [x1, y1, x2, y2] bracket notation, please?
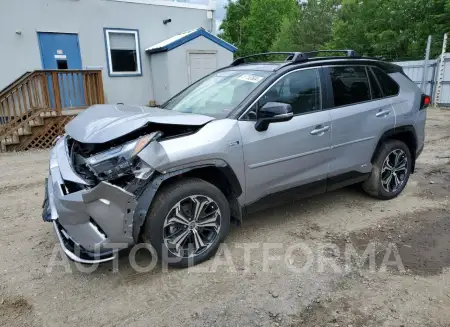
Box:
[68, 122, 203, 189]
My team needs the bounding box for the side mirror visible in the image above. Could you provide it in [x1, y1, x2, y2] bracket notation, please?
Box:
[255, 102, 293, 132]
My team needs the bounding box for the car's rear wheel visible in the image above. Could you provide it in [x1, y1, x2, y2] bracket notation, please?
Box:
[142, 178, 230, 268]
[363, 139, 412, 200]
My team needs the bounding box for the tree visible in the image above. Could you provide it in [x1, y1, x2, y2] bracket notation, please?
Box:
[220, 0, 450, 60]
[271, 0, 340, 52]
[244, 0, 298, 54]
[220, 0, 297, 56]
[219, 0, 252, 56]
[328, 0, 450, 60]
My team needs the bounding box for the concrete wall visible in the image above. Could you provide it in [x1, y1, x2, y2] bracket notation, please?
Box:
[165, 35, 234, 100]
[0, 0, 214, 105]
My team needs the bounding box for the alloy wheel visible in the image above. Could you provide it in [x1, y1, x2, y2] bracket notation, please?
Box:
[163, 195, 221, 258]
[381, 149, 408, 193]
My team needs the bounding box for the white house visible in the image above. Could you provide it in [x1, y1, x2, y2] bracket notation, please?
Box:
[0, 0, 237, 106]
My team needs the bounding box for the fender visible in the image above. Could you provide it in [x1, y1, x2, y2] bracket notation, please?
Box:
[372, 125, 418, 172]
[132, 160, 243, 242]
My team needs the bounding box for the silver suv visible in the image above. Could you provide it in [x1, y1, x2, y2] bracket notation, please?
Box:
[42, 50, 429, 267]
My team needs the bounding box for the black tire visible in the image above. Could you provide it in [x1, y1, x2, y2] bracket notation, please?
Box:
[363, 139, 412, 200]
[142, 178, 230, 268]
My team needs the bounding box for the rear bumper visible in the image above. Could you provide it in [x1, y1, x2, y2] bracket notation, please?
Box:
[43, 137, 137, 263]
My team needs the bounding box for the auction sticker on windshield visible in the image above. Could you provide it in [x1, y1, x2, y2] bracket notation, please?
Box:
[238, 74, 264, 83]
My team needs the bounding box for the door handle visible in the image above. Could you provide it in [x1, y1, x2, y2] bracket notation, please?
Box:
[376, 110, 390, 117]
[310, 125, 330, 135]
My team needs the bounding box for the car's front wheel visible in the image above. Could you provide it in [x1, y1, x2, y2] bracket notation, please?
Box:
[363, 139, 412, 200]
[142, 178, 230, 268]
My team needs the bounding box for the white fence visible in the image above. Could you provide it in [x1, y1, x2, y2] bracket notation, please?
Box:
[394, 53, 450, 106]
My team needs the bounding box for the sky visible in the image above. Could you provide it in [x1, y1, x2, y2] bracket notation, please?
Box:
[187, 0, 228, 33]
[214, 0, 227, 32]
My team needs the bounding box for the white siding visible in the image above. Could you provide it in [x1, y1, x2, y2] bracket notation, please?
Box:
[0, 0, 214, 105]
[165, 35, 233, 101]
[149, 53, 170, 105]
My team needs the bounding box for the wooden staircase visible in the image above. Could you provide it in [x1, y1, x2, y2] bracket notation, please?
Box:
[0, 70, 105, 152]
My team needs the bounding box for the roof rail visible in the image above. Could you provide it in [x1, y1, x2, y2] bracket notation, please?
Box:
[304, 49, 360, 58]
[230, 52, 308, 66]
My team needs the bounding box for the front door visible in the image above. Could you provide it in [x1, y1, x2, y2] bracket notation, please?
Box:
[238, 68, 332, 208]
[38, 32, 84, 108]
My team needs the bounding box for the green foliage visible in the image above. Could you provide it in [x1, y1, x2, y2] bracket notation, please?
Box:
[220, 0, 450, 60]
[272, 0, 340, 52]
[244, 0, 298, 55]
[328, 0, 450, 60]
[219, 0, 297, 56]
[219, 0, 252, 56]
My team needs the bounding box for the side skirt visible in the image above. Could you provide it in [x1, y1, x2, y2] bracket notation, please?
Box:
[243, 171, 370, 216]
[327, 171, 370, 192]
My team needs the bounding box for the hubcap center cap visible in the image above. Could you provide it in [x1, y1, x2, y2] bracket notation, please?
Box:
[188, 222, 197, 230]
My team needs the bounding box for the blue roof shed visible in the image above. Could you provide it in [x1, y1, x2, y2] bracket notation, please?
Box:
[146, 27, 237, 105]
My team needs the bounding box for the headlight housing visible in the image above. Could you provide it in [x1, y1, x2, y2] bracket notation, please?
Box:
[85, 132, 158, 180]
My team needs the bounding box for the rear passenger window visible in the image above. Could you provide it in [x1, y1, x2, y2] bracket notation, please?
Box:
[368, 68, 383, 99]
[330, 66, 370, 107]
[371, 67, 399, 96]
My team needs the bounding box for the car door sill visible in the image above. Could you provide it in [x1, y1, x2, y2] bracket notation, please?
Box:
[243, 171, 370, 216]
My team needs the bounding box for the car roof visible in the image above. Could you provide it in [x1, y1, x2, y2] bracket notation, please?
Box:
[226, 51, 403, 74]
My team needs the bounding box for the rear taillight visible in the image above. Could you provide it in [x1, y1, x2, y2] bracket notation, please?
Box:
[421, 94, 431, 110]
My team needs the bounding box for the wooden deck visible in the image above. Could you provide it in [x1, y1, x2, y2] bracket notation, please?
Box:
[0, 70, 105, 152]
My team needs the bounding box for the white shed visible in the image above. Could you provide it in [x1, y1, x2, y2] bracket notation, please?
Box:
[146, 27, 237, 105]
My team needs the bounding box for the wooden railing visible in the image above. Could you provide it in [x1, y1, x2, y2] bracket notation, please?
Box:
[0, 70, 104, 135]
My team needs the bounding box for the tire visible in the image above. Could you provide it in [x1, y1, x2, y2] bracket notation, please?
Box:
[363, 139, 412, 200]
[142, 178, 230, 268]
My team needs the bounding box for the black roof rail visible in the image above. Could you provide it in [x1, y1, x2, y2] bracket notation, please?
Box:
[304, 49, 360, 58]
[230, 52, 308, 66]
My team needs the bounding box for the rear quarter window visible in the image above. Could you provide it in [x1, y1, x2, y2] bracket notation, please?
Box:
[371, 67, 400, 96]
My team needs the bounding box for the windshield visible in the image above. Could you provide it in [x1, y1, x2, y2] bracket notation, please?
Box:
[162, 70, 272, 118]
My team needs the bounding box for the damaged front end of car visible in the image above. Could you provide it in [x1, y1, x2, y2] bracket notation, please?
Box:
[42, 104, 213, 263]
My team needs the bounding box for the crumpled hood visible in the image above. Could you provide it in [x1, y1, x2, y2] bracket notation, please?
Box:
[65, 104, 215, 143]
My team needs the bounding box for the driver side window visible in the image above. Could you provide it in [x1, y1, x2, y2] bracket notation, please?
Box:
[244, 68, 322, 120]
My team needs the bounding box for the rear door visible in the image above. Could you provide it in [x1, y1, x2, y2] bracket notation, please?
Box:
[325, 65, 395, 184]
[238, 67, 332, 207]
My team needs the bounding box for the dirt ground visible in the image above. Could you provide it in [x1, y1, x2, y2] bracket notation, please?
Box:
[1, 108, 450, 327]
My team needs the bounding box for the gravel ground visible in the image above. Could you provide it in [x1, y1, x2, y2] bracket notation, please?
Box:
[1, 108, 450, 327]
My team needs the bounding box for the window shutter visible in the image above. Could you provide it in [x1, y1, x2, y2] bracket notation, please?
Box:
[109, 33, 136, 50]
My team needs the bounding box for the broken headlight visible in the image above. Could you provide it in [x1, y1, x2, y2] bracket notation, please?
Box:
[85, 133, 158, 180]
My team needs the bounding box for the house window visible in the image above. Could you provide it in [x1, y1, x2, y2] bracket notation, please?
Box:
[104, 29, 142, 76]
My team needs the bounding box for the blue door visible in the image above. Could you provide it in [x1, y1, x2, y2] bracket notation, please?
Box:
[38, 32, 84, 108]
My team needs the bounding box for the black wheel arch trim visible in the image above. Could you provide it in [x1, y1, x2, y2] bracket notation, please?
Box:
[132, 160, 243, 242]
[372, 125, 418, 172]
